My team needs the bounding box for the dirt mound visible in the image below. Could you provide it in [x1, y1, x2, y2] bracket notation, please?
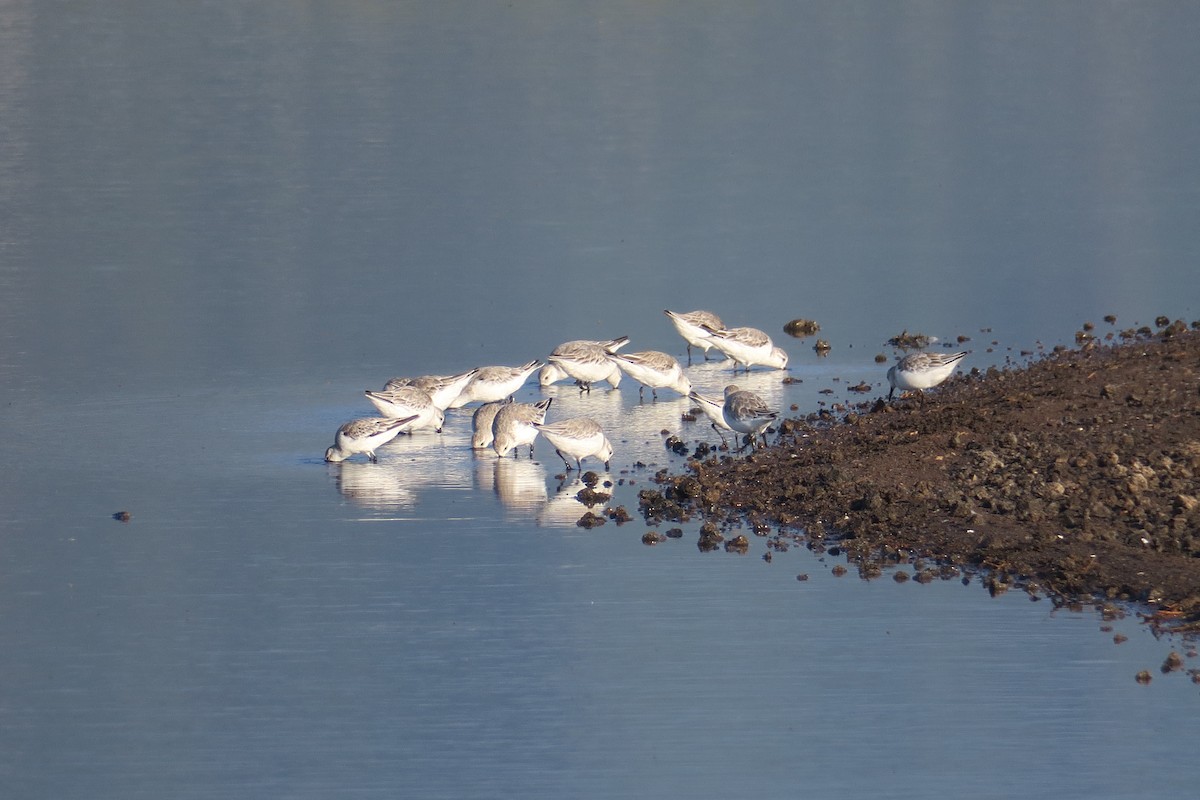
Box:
[653, 325, 1200, 621]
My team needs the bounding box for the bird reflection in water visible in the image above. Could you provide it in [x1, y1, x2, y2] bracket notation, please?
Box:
[474, 455, 548, 515]
[331, 434, 472, 511]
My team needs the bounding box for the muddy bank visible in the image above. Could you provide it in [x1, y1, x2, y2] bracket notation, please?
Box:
[646, 323, 1200, 621]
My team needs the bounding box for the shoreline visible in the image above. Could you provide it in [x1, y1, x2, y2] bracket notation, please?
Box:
[644, 323, 1200, 625]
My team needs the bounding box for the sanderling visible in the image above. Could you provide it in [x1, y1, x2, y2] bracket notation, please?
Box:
[687, 389, 734, 446]
[533, 417, 614, 471]
[546, 339, 626, 391]
[664, 309, 724, 363]
[610, 350, 691, 399]
[703, 325, 789, 371]
[471, 397, 513, 449]
[382, 368, 478, 410]
[887, 351, 968, 400]
[540, 337, 630, 386]
[492, 397, 553, 458]
[538, 361, 570, 386]
[363, 386, 445, 432]
[325, 415, 418, 463]
[449, 360, 542, 408]
[722, 384, 778, 450]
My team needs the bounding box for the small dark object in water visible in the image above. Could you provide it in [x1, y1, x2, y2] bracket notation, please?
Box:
[847, 382, 871, 393]
[1113, 633, 1128, 644]
[1162, 651, 1185, 673]
[577, 511, 607, 529]
[893, 570, 910, 583]
[783, 318, 821, 338]
[113, 511, 132, 522]
[831, 565, 847, 577]
[874, 353, 888, 363]
[813, 339, 831, 355]
[1155, 315, 1171, 328]
[607, 506, 632, 524]
[887, 330, 932, 349]
[1104, 314, 1118, 324]
[796, 573, 809, 581]
[642, 531, 665, 545]
[725, 534, 750, 553]
[576, 487, 611, 507]
[698, 522, 724, 552]
[581, 470, 600, 487]
[665, 528, 684, 539]
[1135, 670, 1153, 684]
[664, 435, 689, 455]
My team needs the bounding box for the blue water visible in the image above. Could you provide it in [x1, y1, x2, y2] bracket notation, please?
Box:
[2, 3, 1198, 798]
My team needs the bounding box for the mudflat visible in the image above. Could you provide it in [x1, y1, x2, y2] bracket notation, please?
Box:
[648, 324, 1200, 622]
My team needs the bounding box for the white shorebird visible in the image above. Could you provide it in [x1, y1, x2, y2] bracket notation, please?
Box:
[688, 390, 734, 446]
[887, 351, 968, 400]
[471, 398, 513, 449]
[546, 339, 625, 391]
[492, 398, 553, 458]
[533, 417, 614, 471]
[722, 384, 778, 450]
[382, 368, 478, 410]
[664, 309, 724, 363]
[703, 325, 789, 371]
[539, 337, 629, 386]
[325, 415, 418, 463]
[610, 350, 691, 399]
[449, 360, 542, 408]
[363, 386, 445, 432]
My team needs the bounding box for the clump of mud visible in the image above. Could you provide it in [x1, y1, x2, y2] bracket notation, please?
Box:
[784, 318, 821, 338]
[887, 330, 933, 349]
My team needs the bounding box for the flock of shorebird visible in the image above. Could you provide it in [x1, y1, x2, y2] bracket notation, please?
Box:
[324, 309, 968, 467]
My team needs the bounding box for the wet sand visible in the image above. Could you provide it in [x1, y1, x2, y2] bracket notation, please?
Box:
[644, 322, 1200, 625]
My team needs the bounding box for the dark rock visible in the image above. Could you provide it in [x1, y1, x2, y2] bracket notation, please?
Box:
[783, 318, 821, 337]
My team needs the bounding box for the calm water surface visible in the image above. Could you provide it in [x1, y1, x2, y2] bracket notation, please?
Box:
[2, 3, 1199, 798]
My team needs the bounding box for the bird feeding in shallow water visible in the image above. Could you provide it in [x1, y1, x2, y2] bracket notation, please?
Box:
[545, 340, 624, 391]
[887, 351, 968, 400]
[664, 309, 723, 363]
[533, 417, 613, 471]
[688, 390, 734, 446]
[471, 397, 513, 449]
[539, 336, 629, 386]
[363, 386, 444, 432]
[702, 325, 789, 371]
[449, 360, 542, 407]
[492, 398, 553, 458]
[722, 384, 778, 450]
[325, 415, 418, 463]
[609, 350, 691, 399]
[382, 368, 478, 410]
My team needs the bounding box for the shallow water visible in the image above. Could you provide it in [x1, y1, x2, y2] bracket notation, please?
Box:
[2, 3, 1199, 798]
